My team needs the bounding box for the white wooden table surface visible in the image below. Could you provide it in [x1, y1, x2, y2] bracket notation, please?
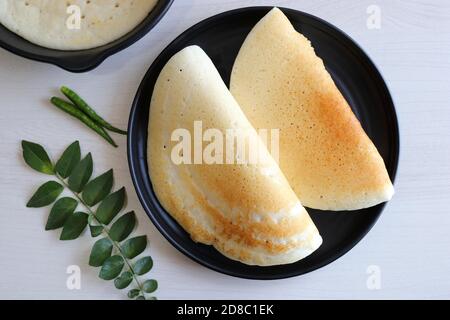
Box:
[1, 0, 449, 300]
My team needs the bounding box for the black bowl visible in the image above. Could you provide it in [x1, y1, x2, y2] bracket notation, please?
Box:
[0, 0, 174, 72]
[127, 6, 400, 279]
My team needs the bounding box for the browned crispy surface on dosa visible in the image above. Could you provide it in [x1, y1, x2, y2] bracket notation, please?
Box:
[230, 8, 394, 210]
[148, 46, 321, 266]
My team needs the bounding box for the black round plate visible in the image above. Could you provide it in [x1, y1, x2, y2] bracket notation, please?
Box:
[127, 7, 399, 279]
[0, 0, 173, 73]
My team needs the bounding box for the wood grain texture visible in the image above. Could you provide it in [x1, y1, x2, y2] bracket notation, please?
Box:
[0, 0, 449, 299]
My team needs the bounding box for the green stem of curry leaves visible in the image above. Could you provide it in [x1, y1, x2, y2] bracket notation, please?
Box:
[55, 174, 144, 296]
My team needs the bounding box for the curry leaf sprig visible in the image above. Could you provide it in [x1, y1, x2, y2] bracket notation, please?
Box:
[22, 140, 157, 300]
[50, 86, 127, 148]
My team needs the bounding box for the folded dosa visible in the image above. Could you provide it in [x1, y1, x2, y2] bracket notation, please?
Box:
[230, 8, 394, 211]
[148, 45, 322, 266]
[0, 0, 157, 50]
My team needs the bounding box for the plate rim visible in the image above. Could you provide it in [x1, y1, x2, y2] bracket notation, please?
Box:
[127, 6, 400, 280]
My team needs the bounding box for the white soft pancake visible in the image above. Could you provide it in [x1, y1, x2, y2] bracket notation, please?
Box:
[147, 45, 322, 266]
[0, 0, 157, 50]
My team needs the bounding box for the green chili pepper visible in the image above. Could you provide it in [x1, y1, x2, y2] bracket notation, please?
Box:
[50, 97, 118, 148]
[60, 86, 127, 135]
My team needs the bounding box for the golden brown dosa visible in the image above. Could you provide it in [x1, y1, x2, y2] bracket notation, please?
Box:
[230, 8, 394, 210]
[148, 45, 322, 265]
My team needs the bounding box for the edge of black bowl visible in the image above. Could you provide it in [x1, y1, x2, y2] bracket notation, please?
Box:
[127, 6, 400, 280]
[0, 0, 174, 73]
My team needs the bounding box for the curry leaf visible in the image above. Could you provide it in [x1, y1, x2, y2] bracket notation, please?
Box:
[121, 236, 147, 259]
[82, 169, 113, 206]
[114, 271, 133, 289]
[89, 225, 104, 237]
[23, 140, 158, 299]
[109, 211, 135, 242]
[89, 238, 113, 267]
[99, 255, 124, 280]
[27, 181, 63, 208]
[128, 289, 140, 299]
[95, 187, 125, 225]
[22, 140, 54, 175]
[68, 153, 93, 193]
[45, 197, 78, 230]
[60, 212, 88, 240]
[55, 141, 81, 178]
[142, 279, 158, 293]
[134, 256, 153, 275]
